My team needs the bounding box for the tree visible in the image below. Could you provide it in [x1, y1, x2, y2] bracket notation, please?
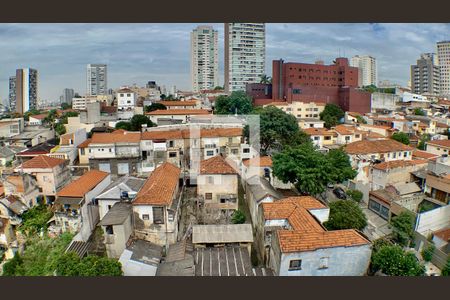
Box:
[214, 91, 253, 115]
[362, 84, 378, 93]
[421, 244, 435, 262]
[231, 210, 246, 224]
[18, 204, 53, 235]
[249, 105, 305, 154]
[413, 108, 426, 116]
[260, 74, 272, 84]
[323, 200, 367, 231]
[272, 143, 356, 196]
[356, 115, 367, 124]
[390, 211, 415, 247]
[55, 252, 82, 276]
[23, 109, 41, 121]
[61, 103, 71, 110]
[319, 104, 344, 129]
[346, 189, 363, 203]
[213, 86, 224, 90]
[115, 121, 132, 131]
[442, 258, 450, 276]
[144, 103, 167, 112]
[130, 114, 156, 131]
[2, 253, 23, 276]
[417, 134, 431, 150]
[371, 245, 425, 276]
[160, 94, 167, 100]
[56, 253, 122, 276]
[391, 132, 410, 145]
[59, 111, 79, 125]
[55, 123, 66, 136]
[418, 201, 435, 213]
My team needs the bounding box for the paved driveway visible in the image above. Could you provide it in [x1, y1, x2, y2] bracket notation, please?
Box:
[361, 205, 392, 241]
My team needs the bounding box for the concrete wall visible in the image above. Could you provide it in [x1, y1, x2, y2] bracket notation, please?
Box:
[103, 213, 132, 258]
[98, 199, 121, 220]
[415, 205, 450, 237]
[197, 174, 238, 210]
[277, 244, 372, 276]
[119, 249, 158, 276]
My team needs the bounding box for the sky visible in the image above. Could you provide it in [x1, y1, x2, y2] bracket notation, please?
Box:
[0, 23, 449, 103]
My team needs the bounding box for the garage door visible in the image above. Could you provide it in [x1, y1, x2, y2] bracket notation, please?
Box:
[98, 163, 111, 173]
[117, 163, 129, 175]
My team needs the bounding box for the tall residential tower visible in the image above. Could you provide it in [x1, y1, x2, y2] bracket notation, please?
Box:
[87, 64, 107, 96]
[191, 25, 219, 92]
[411, 53, 440, 96]
[13, 68, 38, 114]
[224, 23, 265, 93]
[350, 55, 377, 87]
[437, 41, 450, 96]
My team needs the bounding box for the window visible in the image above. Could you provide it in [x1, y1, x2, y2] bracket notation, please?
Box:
[169, 140, 174, 147]
[107, 205, 112, 210]
[205, 193, 213, 200]
[207, 176, 214, 184]
[152, 207, 164, 224]
[355, 134, 360, 138]
[324, 136, 331, 140]
[168, 211, 175, 222]
[297, 108, 302, 111]
[231, 149, 238, 155]
[243, 148, 250, 153]
[109, 148, 112, 152]
[105, 225, 114, 235]
[319, 257, 329, 269]
[289, 259, 302, 271]
[404, 152, 408, 157]
[127, 93, 131, 97]
[80, 148, 85, 155]
[393, 152, 397, 158]
[120, 93, 124, 97]
[169, 152, 177, 158]
[142, 214, 149, 220]
[264, 168, 270, 178]
[228, 137, 233, 143]
[345, 136, 350, 141]
[206, 150, 214, 156]
[314, 137, 320, 141]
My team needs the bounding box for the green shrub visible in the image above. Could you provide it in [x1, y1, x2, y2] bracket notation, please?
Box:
[421, 244, 435, 262]
[231, 210, 246, 224]
[346, 189, 363, 203]
[442, 258, 450, 276]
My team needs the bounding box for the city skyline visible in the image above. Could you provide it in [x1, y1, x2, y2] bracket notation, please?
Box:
[0, 23, 450, 102]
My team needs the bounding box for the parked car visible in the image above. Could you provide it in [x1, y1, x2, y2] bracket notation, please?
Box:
[333, 187, 347, 199]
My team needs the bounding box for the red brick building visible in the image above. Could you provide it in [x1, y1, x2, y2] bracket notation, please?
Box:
[248, 58, 372, 113]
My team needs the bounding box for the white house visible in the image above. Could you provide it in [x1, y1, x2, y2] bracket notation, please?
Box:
[117, 88, 136, 112]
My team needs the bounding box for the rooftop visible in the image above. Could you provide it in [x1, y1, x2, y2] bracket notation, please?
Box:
[372, 159, 428, 171]
[96, 176, 146, 200]
[146, 109, 210, 115]
[90, 131, 141, 144]
[77, 138, 92, 149]
[242, 156, 273, 168]
[433, 228, 450, 242]
[344, 139, 413, 155]
[427, 139, 450, 148]
[304, 127, 337, 136]
[200, 155, 237, 175]
[57, 169, 109, 198]
[99, 202, 132, 226]
[192, 224, 253, 244]
[141, 127, 243, 140]
[158, 100, 197, 106]
[20, 155, 66, 169]
[133, 162, 181, 206]
[246, 175, 283, 202]
[413, 150, 439, 160]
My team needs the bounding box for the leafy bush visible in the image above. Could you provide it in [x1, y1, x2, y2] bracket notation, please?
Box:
[56, 252, 122, 276]
[391, 132, 410, 145]
[390, 211, 415, 247]
[442, 258, 450, 276]
[18, 204, 53, 235]
[324, 200, 367, 231]
[371, 245, 425, 276]
[231, 210, 246, 224]
[421, 244, 435, 262]
[346, 189, 363, 203]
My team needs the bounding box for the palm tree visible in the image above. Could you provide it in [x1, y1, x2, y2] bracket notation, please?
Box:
[260, 74, 272, 84]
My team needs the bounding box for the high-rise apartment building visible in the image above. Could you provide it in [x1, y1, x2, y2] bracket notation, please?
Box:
[61, 88, 75, 105]
[350, 55, 377, 87]
[13, 68, 38, 115]
[87, 64, 107, 96]
[191, 25, 219, 92]
[224, 23, 265, 93]
[9, 76, 16, 111]
[437, 41, 450, 96]
[410, 53, 440, 96]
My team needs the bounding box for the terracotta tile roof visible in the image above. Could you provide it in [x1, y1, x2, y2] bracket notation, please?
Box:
[344, 139, 413, 155]
[359, 124, 391, 130]
[347, 111, 362, 117]
[412, 150, 439, 160]
[29, 113, 48, 120]
[5, 176, 25, 193]
[372, 159, 428, 171]
[363, 131, 385, 139]
[279, 196, 327, 210]
[60, 133, 74, 146]
[90, 131, 141, 144]
[437, 99, 450, 106]
[433, 228, 450, 242]
[118, 88, 134, 93]
[200, 155, 237, 175]
[159, 100, 197, 106]
[334, 125, 355, 135]
[133, 162, 181, 206]
[427, 139, 450, 148]
[57, 170, 109, 198]
[277, 229, 370, 253]
[436, 122, 449, 128]
[141, 128, 242, 140]
[304, 127, 337, 137]
[77, 138, 92, 149]
[146, 109, 210, 115]
[242, 156, 273, 167]
[21, 155, 66, 169]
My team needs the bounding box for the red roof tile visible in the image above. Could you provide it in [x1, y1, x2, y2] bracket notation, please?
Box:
[344, 139, 413, 155]
[412, 150, 439, 160]
[146, 109, 210, 115]
[90, 131, 141, 144]
[200, 155, 237, 175]
[21, 155, 66, 169]
[427, 139, 450, 148]
[133, 162, 181, 206]
[77, 138, 92, 149]
[57, 170, 109, 198]
[242, 156, 273, 168]
[372, 159, 428, 171]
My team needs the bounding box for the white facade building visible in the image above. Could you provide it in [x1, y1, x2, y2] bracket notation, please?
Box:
[437, 41, 450, 96]
[117, 88, 136, 111]
[191, 25, 219, 93]
[224, 23, 265, 93]
[350, 55, 377, 87]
